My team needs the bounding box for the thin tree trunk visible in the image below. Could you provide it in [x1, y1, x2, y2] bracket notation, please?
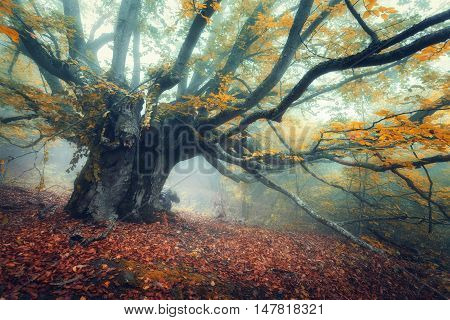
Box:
[249, 170, 384, 254]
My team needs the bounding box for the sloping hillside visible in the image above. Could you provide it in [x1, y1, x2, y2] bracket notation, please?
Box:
[0, 186, 447, 299]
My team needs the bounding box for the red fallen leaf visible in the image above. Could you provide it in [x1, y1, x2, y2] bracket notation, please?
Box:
[0, 185, 445, 300]
[72, 285, 84, 290]
[72, 264, 88, 272]
[5, 262, 16, 268]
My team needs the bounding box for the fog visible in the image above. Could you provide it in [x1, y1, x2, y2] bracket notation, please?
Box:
[0, 141, 226, 216]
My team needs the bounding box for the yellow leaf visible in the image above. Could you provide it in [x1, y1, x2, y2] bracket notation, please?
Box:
[0, 1, 14, 15]
[374, 109, 391, 117]
[366, 0, 376, 10]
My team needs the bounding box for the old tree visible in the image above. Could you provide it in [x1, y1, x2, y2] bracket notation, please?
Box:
[0, 0, 449, 251]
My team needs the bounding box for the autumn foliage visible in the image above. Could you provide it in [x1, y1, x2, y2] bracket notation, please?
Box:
[0, 0, 449, 302]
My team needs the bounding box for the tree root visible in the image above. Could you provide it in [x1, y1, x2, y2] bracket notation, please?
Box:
[50, 275, 83, 286]
[69, 222, 116, 247]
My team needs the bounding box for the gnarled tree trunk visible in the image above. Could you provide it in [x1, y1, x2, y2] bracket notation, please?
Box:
[116, 127, 175, 223]
[66, 148, 171, 223]
[65, 96, 196, 223]
[65, 147, 136, 222]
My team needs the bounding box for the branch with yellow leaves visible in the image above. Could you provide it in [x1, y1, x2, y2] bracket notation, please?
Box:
[204, 9, 450, 134]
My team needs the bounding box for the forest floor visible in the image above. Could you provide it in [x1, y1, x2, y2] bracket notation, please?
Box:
[0, 185, 448, 299]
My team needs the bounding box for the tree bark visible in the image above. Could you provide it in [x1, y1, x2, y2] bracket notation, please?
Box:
[116, 127, 174, 223]
[65, 145, 136, 222]
[65, 137, 175, 223]
[65, 97, 195, 223]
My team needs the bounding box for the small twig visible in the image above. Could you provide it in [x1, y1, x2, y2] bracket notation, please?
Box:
[50, 275, 83, 286]
[80, 222, 116, 247]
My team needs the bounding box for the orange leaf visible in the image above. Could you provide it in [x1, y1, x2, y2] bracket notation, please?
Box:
[0, 25, 19, 43]
[362, 11, 371, 19]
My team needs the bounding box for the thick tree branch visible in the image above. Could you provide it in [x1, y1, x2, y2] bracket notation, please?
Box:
[328, 154, 450, 172]
[0, 114, 38, 124]
[88, 14, 109, 42]
[15, 21, 80, 84]
[219, 25, 450, 137]
[87, 33, 115, 53]
[17, 43, 65, 94]
[145, 0, 222, 125]
[31, 2, 61, 58]
[197, 1, 271, 95]
[238, 0, 313, 107]
[200, 0, 341, 128]
[110, 0, 141, 83]
[62, 0, 87, 60]
[291, 59, 407, 108]
[206, 142, 277, 172]
[186, 10, 225, 94]
[131, 25, 141, 88]
[156, 0, 222, 92]
[176, 75, 188, 100]
[10, 1, 81, 84]
[353, 27, 450, 68]
[38, 67, 65, 95]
